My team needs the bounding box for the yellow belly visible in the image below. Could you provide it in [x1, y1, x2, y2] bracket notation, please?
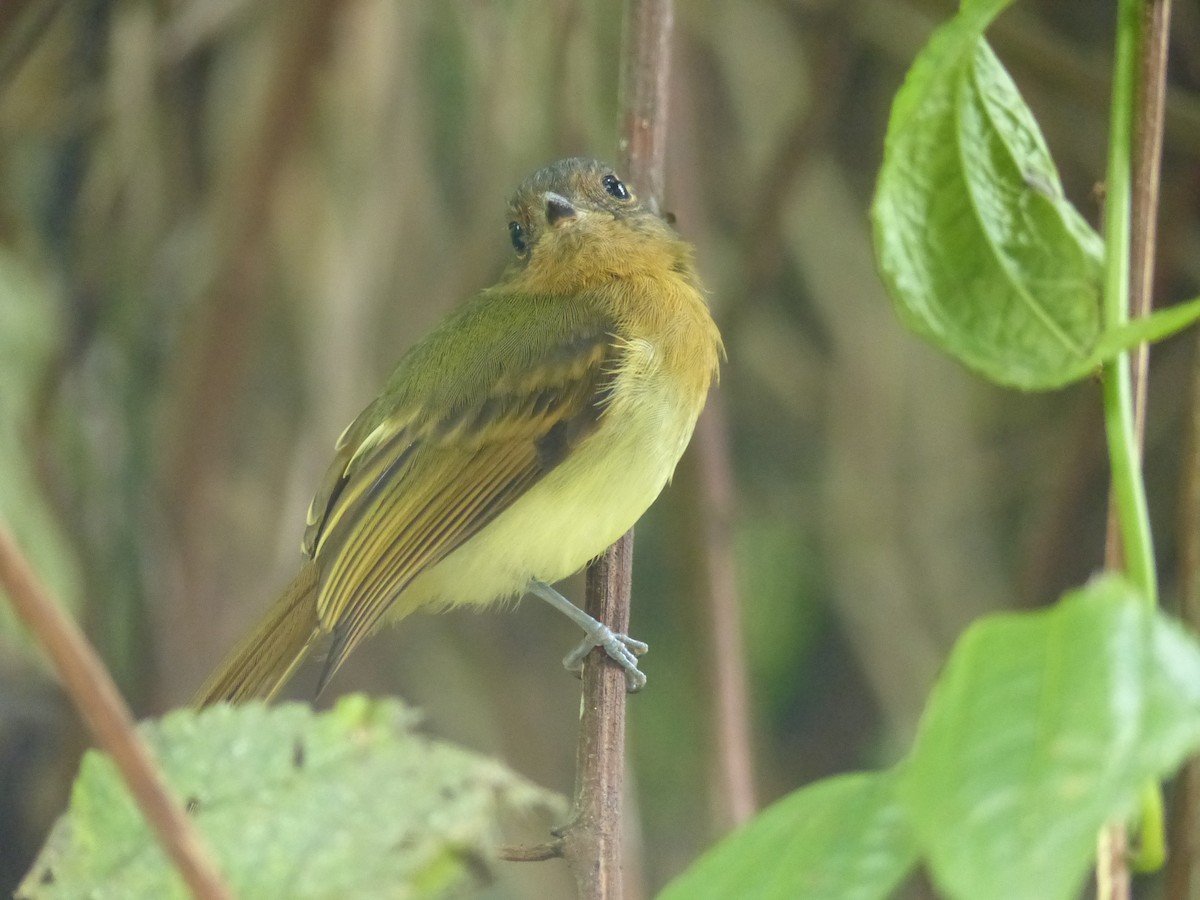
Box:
[396, 344, 705, 615]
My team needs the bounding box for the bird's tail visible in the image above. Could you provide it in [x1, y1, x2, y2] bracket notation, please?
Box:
[192, 562, 321, 707]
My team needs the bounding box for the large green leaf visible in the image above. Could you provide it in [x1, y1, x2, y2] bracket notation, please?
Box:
[871, 0, 1109, 389]
[898, 577, 1200, 900]
[656, 772, 916, 900]
[19, 696, 562, 899]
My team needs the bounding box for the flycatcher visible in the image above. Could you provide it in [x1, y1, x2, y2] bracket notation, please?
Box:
[194, 157, 722, 706]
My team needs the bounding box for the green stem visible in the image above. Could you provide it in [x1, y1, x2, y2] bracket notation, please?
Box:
[1101, 0, 1157, 608]
[1101, 0, 1165, 878]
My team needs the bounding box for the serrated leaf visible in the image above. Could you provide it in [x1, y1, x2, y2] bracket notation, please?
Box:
[19, 696, 564, 900]
[656, 772, 917, 900]
[898, 577, 1200, 900]
[872, 5, 1108, 389]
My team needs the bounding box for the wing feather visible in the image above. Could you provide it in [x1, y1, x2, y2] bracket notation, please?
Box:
[322, 445, 540, 674]
[301, 308, 614, 690]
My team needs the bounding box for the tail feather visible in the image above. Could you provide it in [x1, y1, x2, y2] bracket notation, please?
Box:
[192, 562, 321, 707]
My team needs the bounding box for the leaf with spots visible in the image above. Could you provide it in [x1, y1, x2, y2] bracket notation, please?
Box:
[19, 696, 563, 900]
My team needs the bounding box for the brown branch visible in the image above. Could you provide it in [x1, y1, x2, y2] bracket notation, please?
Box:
[566, 532, 637, 898]
[1128, 0, 1172, 435]
[1097, 823, 1131, 900]
[617, 0, 674, 211]
[1098, 0, 1172, 895]
[498, 838, 565, 863]
[0, 521, 231, 899]
[560, 7, 676, 897]
[1132, 2, 1200, 895]
[694, 394, 757, 828]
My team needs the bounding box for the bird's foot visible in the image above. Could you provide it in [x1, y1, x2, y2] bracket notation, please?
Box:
[563, 623, 649, 692]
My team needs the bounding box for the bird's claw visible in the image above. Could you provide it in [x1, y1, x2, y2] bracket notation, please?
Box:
[564, 623, 649, 692]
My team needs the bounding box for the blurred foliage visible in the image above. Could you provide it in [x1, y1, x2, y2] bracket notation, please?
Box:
[0, 249, 80, 655]
[1, 0, 1199, 897]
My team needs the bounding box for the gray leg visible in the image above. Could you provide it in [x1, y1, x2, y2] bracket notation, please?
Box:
[527, 579, 649, 692]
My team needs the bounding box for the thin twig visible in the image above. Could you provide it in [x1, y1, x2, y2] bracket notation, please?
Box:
[498, 839, 565, 863]
[1097, 823, 1131, 900]
[562, 6, 676, 897]
[1128, 0, 1172, 437]
[1097, 0, 1172, 893]
[565, 533, 637, 898]
[0, 521, 231, 899]
[694, 394, 756, 828]
[617, 0, 673, 209]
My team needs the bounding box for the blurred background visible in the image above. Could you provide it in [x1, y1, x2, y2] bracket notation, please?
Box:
[2, 0, 1200, 897]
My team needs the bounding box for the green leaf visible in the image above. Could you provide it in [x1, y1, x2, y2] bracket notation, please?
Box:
[19, 696, 563, 900]
[656, 772, 917, 900]
[898, 577, 1200, 900]
[871, 7, 1108, 389]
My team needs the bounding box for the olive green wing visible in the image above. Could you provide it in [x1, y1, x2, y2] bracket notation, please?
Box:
[301, 296, 617, 693]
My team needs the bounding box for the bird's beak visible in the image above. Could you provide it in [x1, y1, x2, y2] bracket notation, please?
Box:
[544, 191, 577, 227]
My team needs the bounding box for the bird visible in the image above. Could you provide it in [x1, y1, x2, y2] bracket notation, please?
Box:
[193, 157, 723, 707]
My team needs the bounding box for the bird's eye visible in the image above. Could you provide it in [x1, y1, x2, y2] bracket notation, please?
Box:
[602, 174, 630, 201]
[509, 221, 527, 254]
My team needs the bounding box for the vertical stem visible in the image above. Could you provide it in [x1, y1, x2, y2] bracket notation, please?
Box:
[1097, 825, 1131, 900]
[1100, 0, 1155, 608]
[617, 0, 673, 210]
[0, 522, 231, 900]
[1097, 0, 1171, 892]
[1096, 0, 1138, 886]
[694, 395, 757, 828]
[564, 2, 674, 898]
[1122, 0, 1182, 887]
[565, 535, 636, 897]
[1127, 0, 1171, 388]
